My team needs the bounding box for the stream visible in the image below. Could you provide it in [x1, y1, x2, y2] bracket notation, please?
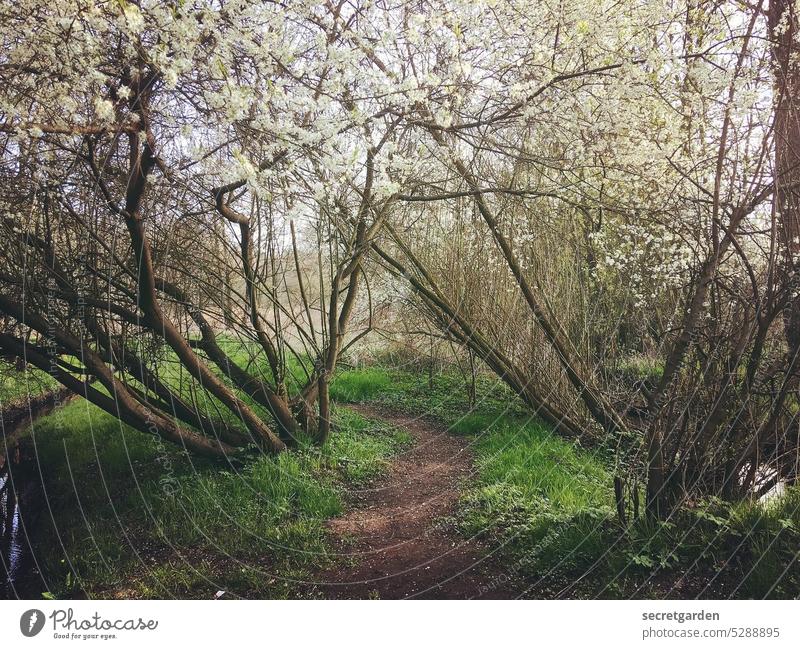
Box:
[0, 450, 44, 598]
[1, 388, 73, 599]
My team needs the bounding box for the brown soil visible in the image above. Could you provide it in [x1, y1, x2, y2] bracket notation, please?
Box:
[311, 405, 522, 599]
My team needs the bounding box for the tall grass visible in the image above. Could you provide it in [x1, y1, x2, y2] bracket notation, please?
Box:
[329, 367, 395, 403]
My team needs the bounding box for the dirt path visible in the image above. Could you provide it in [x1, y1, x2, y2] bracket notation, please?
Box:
[312, 405, 520, 599]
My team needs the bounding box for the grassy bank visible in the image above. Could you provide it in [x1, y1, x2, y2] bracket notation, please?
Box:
[27, 399, 410, 598]
[331, 365, 800, 598]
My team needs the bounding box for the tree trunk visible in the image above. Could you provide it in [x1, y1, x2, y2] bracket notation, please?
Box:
[317, 370, 331, 446]
[770, 0, 800, 351]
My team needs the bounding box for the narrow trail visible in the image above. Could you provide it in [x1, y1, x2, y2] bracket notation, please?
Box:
[312, 405, 521, 599]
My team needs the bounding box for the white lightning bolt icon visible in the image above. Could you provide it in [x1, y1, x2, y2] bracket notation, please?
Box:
[28, 612, 38, 632]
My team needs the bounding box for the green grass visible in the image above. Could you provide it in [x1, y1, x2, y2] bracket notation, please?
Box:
[15, 359, 800, 599]
[329, 367, 394, 403]
[0, 360, 59, 405]
[28, 397, 410, 599]
[329, 364, 800, 598]
[330, 366, 616, 588]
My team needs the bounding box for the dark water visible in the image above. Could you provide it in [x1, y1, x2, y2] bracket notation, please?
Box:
[1, 390, 73, 599]
[0, 450, 45, 599]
